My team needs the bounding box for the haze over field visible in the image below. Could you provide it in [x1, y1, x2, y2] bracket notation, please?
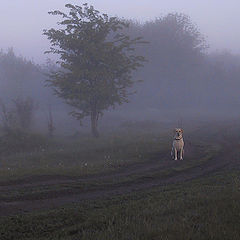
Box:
[1, 3, 240, 239]
[1, 0, 240, 63]
[0, 0, 240, 135]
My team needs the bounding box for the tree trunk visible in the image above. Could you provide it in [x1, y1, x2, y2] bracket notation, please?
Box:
[91, 109, 99, 138]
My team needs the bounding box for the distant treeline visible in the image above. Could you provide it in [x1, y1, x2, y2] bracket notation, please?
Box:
[0, 13, 239, 133]
[125, 13, 240, 117]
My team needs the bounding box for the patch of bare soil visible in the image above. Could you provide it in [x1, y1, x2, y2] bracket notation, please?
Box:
[0, 141, 238, 217]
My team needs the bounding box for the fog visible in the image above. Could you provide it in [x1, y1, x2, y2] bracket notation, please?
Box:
[0, 0, 240, 135]
[1, 0, 240, 62]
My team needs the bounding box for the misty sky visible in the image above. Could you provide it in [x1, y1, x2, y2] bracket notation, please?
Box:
[1, 0, 240, 64]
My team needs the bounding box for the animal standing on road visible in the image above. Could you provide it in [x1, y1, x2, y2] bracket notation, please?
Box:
[171, 128, 184, 160]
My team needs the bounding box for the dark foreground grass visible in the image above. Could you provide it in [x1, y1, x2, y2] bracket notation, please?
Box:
[1, 171, 240, 240]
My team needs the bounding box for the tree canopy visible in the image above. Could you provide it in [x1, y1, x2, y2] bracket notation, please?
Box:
[43, 3, 146, 137]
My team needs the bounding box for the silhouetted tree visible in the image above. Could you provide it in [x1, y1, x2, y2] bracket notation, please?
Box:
[121, 13, 208, 110]
[43, 3, 146, 137]
[0, 99, 17, 133]
[13, 97, 37, 131]
[0, 97, 36, 133]
[47, 103, 55, 137]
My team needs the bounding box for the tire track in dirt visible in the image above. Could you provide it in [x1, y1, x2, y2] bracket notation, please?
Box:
[0, 140, 196, 190]
[0, 142, 237, 216]
[0, 150, 170, 189]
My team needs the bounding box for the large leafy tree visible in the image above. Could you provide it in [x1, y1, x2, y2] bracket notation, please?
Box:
[43, 3, 146, 137]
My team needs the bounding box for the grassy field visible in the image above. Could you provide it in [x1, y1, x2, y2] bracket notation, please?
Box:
[0, 121, 239, 239]
[1, 171, 240, 240]
[0, 121, 223, 181]
[0, 129, 171, 180]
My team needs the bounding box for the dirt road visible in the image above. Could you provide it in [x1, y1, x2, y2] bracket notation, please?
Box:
[0, 142, 238, 216]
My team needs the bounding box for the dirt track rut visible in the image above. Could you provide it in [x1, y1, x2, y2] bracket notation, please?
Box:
[0, 142, 238, 216]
